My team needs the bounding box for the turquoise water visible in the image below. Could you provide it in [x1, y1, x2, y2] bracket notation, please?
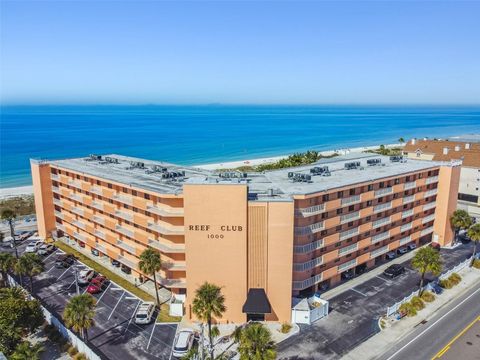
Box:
[1, 105, 479, 188]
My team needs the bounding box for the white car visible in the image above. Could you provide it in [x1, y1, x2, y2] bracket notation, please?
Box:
[37, 243, 55, 255]
[407, 243, 417, 251]
[385, 251, 397, 260]
[172, 328, 195, 358]
[25, 241, 43, 253]
[78, 269, 95, 285]
[134, 302, 155, 325]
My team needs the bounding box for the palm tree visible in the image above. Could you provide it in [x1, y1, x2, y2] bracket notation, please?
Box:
[398, 137, 405, 143]
[1, 209, 18, 258]
[11, 341, 43, 360]
[411, 246, 443, 296]
[0, 252, 16, 288]
[63, 293, 96, 341]
[14, 253, 44, 292]
[450, 210, 473, 244]
[192, 282, 226, 359]
[237, 322, 276, 360]
[467, 223, 480, 266]
[138, 248, 162, 306]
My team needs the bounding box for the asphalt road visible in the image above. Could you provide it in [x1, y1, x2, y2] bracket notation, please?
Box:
[278, 242, 476, 360]
[379, 284, 480, 360]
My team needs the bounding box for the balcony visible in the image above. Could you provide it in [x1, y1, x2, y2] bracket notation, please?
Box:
[402, 209, 414, 218]
[371, 231, 390, 244]
[94, 230, 106, 240]
[375, 187, 393, 197]
[70, 193, 83, 202]
[91, 202, 104, 211]
[424, 189, 438, 198]
[338, 243, 358, 256]
[51, 173, 60, 181]
[293, 257, 323, 272]
[426, 175, 439, 185]
[370, 245, 389, 258]
[52, 186, 60, 194]
[339, 227, 359, 241]
[421, 227, 434, 236]
[422, 214, 435, 224]
[293, 274, 322, 291]
[115, 225, 134, 238]
[95, 244, 106, 253]
[295, 221, 324, 236]
[295, 204, 325, 217]
[53, 199, 62, 206]
[399, 235, 412, 245]
[404, 181, 416, 190]
[90, 186, 103, 196]
[117, 255, 138, 270]
[341, 195, 361, 206]
[156, 275, 187, 288]
[54, 211, 64, 219]
[115, 209, 134, 222]
[147, 204, 184, 217]
[116, 240, 136, 254]
[148, 222, 184, 236]
[71, 207, 84, 216]
[372, 216, 391, 229]
[403, 195, 415, 204]
[163, 261, 187, 271]
[113, 193, 133, 205]
[148, 239, 185, 253]
[92, 216, 105, 226]
[340, 211, 360, 224]
[68, 179, 82, 189]
[400, 223, 412, 232]
[373, 202, 392, 213]
[72, 231, 87, 242]
[423, 202, 437, 211]
[337, 259, 357, 272]
[56, 223, 66, 232]
[294, 239, 324, 254]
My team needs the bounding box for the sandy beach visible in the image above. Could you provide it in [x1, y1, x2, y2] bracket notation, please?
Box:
[0, 143, 399, 199]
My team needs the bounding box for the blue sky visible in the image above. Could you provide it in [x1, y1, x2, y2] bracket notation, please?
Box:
[1, 1, 479, 105]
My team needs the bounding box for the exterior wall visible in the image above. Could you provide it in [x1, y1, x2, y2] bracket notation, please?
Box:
[183, 184, 248, 324]
[457, 167, 480, 221]
[31, 161, 56, 239]
[433, 165, 461, 246]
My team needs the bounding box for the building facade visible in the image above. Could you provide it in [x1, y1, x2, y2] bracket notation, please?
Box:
[403, 137, 480, 221]
[31, 153, 460, 323]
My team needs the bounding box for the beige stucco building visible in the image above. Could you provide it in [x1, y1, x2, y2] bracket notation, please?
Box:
[31, 152, 460, 323]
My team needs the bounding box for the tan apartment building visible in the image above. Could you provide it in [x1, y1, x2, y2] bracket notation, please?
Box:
[403, 137, 480, 221]
[31, 153, 460, 324]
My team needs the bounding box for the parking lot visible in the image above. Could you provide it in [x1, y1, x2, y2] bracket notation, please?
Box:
[7, 242, 178, 360]
[277, 241, 476, 360]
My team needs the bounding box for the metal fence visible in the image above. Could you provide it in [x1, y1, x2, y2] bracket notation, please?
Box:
[8, 275, 101, 360]
[386, 255, 473, 317]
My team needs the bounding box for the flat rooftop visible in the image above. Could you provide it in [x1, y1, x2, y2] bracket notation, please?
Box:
[42, 153, 447, 199]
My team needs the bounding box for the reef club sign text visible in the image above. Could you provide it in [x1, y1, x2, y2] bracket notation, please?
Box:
[188, 224, 243, 239]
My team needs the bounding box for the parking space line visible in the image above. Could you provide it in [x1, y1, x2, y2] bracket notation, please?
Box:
[43, 251, 58, 262]
[96, 282, 111, 303]
[125, 296, 137, 300]
[147, 322, 157, 350]
[57, 267, 72, 280]
[376, 275, 388, 282]
[108, 291, 125, 320]
[124, 301, 141, 335]
[350, 288, 368, 297]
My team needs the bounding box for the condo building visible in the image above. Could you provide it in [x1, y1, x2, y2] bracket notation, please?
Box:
[31, 153, 460, 324]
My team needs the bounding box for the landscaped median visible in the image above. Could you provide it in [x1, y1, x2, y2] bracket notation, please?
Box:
[54, 241, 181, 323]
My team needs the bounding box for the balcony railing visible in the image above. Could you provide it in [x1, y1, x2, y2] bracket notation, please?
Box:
[372, 216, 391, 229]
[92, 216, 105, 225]
[424, 189, 438, 198]
[341, 195, 361, 206]
[426, 175, 439, 185]
[293, 257, 323, 272]
[404, 181, 416, 190]
[94, 230, 106, 240]
[148, 239, 185, 253]
[371, 231, 390, 244]
[116, 240, 136, 254]
[51, 173, 60, 181]
[156, 276, 187, 288]
[56, 223, 66, 232]
[399, 235, 412, 245]
[295, 221, 324, 236]
[337, 259, 357, 272]
[402, 209, 414, 218]
[112, 193, 133, 205]
[52, 186, 60, 194]
[340, 211, 360, 224]
[422, 214, 435, 224]
[370, 245, 389, 258]
[54, 211, 64, 219]
[423, 202, 437, 211]
[400, 223, 412, 232]
[403, 195, 415, 204]
[294, 239, 324, 254]
[115, 225, 134, 238]
[70, 193, 83, 202]
[375, 187, 393, 197]
[90, 186, 103, 195]
[292, 274, 322, 291]
[53, 199, 62, 206]
[338, 243, 358, 256]
[117, 255, 138, 269]
[147, 204, 184, 217]
[295, 204, 325, 217]
[91, 202, 104, 211]
[71, 207, 84, 216]
[148, 222, 184, 236]
[421, 227, 434, 236]
[115, 210, 134, 221]
[339, 227, 359, 241]
[73, 231, 86, 242]
[373, 202, 392, 213]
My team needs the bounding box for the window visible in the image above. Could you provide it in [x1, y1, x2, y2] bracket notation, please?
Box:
[323, 194, 329, 201]
[349, 205, 354, 211]
[337, 208, 343, 215]
[368, 184, 374, 191]
[144, 193, 150, 200]
[367, 200, 372, 206]
[394, 178, 400, 185]
[338, 191, 344, 198]
[335, 242, 341, 247]
[336, 225, 342, 231]
[406, 176, 410, 182]
[380, 182, 385, 188]
[350, 188, 356, 195]
[132, 190, 137, 196]
[378, 197, 383, 203]
[108, 183, 112, 189]
[366, 216, 371, 221]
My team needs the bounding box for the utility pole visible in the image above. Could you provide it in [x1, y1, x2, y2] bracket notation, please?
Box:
[199, 322, 204, 360]
[74, 265, 80, 295]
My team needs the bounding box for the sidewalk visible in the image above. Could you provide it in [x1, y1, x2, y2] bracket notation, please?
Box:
[341, 266, 480, 360]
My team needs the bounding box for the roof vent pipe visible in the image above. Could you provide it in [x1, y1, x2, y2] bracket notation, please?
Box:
[411, 138, 416, 145]
[465, 143, 471, 150]
[443, 147, 449, 155]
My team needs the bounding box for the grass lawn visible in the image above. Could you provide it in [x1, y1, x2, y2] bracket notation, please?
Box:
[54, 240, 181, 323]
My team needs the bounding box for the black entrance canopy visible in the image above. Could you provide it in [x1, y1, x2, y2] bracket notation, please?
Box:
[242, 288, 272, 314]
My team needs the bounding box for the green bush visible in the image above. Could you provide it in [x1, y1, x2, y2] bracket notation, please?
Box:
[410, 296, 425, 311]
[420, 291, 435, 303]
[67, 346, 78, 356]
[473, 259, 480, 269]
[73, 353, 87, 360]
[399, 302, 417, 317]
[439, 279, 453, 289]
[449, 273, 462, 285]
[280, 322, 292, 334]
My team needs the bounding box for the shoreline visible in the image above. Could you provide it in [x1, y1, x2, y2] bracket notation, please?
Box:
[0, 143, 400, 199]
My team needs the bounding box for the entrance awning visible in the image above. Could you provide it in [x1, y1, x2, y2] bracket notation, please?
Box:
[242, 288, 271, 314]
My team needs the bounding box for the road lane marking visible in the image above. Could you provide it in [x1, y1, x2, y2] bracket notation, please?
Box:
[385, 287, 480, 360]
[351, 288, 368, 297]
[431, 316, 480, 360]
[147, 321, 157, 350]
[108, 291, 125, 320]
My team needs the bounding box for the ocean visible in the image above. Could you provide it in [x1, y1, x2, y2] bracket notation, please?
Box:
[1, 105, 479, 188]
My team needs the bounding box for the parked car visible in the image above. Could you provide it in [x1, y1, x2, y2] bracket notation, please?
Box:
[397, 247, 408, 255]
[78, 269, 95, 285]
[37, 243, 56, 255]
[407, 243, 417, 251]
[383, 264, 405, 278]
[341, 269, 354, 280]
[385, 251, 397, 260]
[121, 264, 131, 274]
[91, 249, 99, 256]
[172, 328, 195, 358]
[25, 241, 43, 253]
[55, 254, 76, 268]
[79, 242, 86, 248]
[427, 281, 444, 295]
[86, 275, 108, 294]
[134, 302, 155, 325]
[111, 259, 120, 267]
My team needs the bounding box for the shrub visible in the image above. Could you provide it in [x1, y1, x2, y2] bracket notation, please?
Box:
[399, 302, 417, 317]
[280, 322, 292, 334]
[473, 259, 480, 269]
[439, 279, 453, 289]
[73, 353, 87, 360]
[421, 291, 435, 303]
[67, 346, 78, 356]
[410, 296, 425, 311]
[449, 273, 461, 285]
